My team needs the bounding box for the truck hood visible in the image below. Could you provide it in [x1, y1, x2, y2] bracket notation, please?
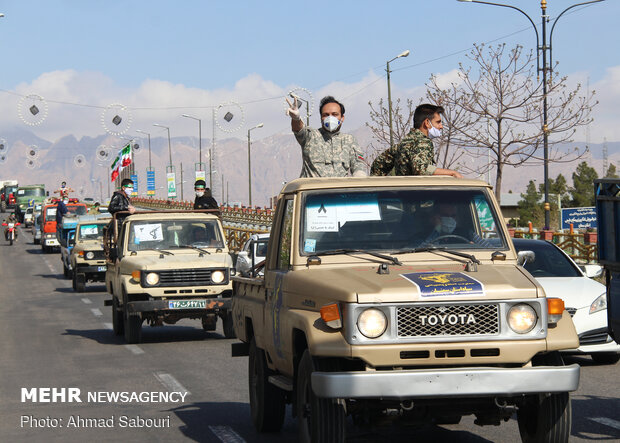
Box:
[120, 252, 232, 272]
[285, 263, 539, 303]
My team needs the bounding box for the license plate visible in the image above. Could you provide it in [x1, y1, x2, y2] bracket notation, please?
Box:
[168, 299, 206, 309]
[97, 266, 107, 272]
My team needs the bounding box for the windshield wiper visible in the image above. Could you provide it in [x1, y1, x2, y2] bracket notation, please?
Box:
[180, 244, 211, 255]
[395, 247, 480, 270]
[315, 249, 402, 266]
[138, 248, 174, 256]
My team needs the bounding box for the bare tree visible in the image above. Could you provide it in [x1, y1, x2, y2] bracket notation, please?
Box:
[426, 43, 595, 202]
[366, 98, 415, 156]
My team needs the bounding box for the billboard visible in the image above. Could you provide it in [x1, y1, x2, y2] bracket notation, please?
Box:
[146, 170, 155, 196]
[561, 207, 597, 230]
[167, 172, 177, 199]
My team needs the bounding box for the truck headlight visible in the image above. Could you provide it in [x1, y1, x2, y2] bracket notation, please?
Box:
[145, 272, 160, 286]
[86, 251, 95, 260]
[211, 270, 225, 284]
[590, 293, 607, 314]
[507, 304, 537, 333]
[357, 308, 388, 338]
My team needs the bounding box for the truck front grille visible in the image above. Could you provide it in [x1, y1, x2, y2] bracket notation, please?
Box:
[157, 269, 216, 287]
[397, 304, 499, 337]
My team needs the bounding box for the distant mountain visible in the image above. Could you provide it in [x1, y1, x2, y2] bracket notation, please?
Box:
[0, 127, 617, 206]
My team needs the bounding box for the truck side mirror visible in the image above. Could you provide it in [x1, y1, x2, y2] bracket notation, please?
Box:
[517, 250, 535, 267]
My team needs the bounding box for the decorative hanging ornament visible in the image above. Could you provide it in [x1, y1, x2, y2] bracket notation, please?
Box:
[18, 94, 48, 126]
[0, 138, 7, 154]
[286, 87, 314, 121]
[215, 101, 245, 133]
[74, 154, 86, 168]
[0, 154, 7, 164]
[26, 145, 39, 159]
[26, 158, 37, 169]
[96, 145, 111, 162]
[101, 103, 132, 136]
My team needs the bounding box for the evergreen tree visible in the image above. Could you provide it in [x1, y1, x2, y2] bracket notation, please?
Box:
[605, 163, 619, 178]
[538, 173, 570, 207]
[518, 180, 544, 227]
[570, 162, 598, 207]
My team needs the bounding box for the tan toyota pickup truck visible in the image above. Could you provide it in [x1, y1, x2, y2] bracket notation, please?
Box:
[231, 176, 580, 442]
[104, 211, 235, 344]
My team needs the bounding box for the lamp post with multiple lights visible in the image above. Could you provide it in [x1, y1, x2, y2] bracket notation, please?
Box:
[386, 50, 410, 148]
[247, 123, 264, 207]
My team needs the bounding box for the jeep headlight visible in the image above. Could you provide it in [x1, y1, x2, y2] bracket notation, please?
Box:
[357, 308, 388, 339]
[211, 270, 225, 284]
[590, 293, 607, 314]
[145, 272, 160, 286]
[85, 251, 95, 260]
[507, 304, 537, 333]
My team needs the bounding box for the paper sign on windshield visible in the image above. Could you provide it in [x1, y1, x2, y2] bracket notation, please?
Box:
[134, 223, 164, 242]
[306, 203, 338, 232]
[80, 225, 98, 236]
[306, 195, 381, 232]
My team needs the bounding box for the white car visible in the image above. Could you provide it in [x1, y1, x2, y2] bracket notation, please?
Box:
[236, 233, 269, 277]
[514, 238, 620, 364]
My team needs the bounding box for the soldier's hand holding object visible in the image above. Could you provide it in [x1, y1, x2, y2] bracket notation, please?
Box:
[285, 96, 301, 121]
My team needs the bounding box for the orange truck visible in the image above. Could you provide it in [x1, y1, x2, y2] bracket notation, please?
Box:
[40, 200, 87, 253]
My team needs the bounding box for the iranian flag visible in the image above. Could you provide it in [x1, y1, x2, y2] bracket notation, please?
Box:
[110, 155, 120, 182]
[110, 144, 132, 182]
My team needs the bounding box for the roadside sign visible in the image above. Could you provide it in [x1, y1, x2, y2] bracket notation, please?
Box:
[561, 207, 597, 230]
[167, 172, 177, 199]
[195, 170, 206, 183]
[146, 170, 155, 196]
[130, 174, 138, 197]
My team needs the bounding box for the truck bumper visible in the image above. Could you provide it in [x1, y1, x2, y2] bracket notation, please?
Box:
[311, 364, 580, 399]
[127, 298, 231, 313]
[44, 238, 59, 247]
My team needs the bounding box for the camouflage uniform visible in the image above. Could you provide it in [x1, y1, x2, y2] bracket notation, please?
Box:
[370, 129, 437, 176]
[295, 127, 366, 178]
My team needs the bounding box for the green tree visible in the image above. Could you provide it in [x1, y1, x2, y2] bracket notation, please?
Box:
[538, 173, 570, 208]
[570, 161, 598, 207]
[518, 180, 544, 227]
[605, 163, 619, 178]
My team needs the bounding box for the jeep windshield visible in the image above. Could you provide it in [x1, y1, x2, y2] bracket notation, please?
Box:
[17, 188, 45, 197]
[127, 219, 224, 252]
[301, 188, 507, 255]
[77, 223, 108, 241]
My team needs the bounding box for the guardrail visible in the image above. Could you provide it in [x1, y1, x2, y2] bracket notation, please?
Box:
[132, 198, 271, 252]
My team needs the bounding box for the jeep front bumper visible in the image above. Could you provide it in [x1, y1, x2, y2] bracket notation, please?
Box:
[311, 364, 580, 399]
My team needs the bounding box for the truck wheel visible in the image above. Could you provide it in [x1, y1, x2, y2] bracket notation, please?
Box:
[297, 349, 346, 443]
[249, 338, 285, 432]
[72, 270, 77, 290]
[75, 274, 86, 292]
[591, 352, 620, 365]
[222, 311, 236, 339]
[112, 297, 124, 336]
[123, 305, 142, 344]
[517, 392, 571, 443]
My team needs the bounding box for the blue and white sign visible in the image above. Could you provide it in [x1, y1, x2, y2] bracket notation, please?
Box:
[146, 170, 155, 196]
[401, 272, 485, 298]
[561, 207, 597, 230]
[130, 174, 138, 197]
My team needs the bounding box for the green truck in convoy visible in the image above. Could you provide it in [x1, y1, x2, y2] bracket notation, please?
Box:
[15, 184, 46, 223]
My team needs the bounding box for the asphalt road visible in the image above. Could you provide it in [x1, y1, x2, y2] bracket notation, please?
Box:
[1, 227, 619, 443]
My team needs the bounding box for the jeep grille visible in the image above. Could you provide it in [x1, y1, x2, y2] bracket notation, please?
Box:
[397, 304, 499, 337]
[157, 269, 216, 287]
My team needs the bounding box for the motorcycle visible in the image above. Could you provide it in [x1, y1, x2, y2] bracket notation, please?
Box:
[2, 221, 20, 245]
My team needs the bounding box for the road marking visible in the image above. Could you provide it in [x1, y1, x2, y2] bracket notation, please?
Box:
[209, 426, 246, 443]
[590, 417, 620, 431]
[154, 372, 190, 395]
[82, 298, 92, 304]
[125, 345, 145, 355]
[91, 308, 103, 317]
[102, 323, 113, 330]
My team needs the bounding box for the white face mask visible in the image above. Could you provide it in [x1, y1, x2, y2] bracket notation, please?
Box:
[196, 191, 204, 198]
[62, 200, 68, 205]
[439, 216, 457, 234]
[123, 187, 133, 196]
[322, 116, 341, 132]
[428, 124, 442, 139]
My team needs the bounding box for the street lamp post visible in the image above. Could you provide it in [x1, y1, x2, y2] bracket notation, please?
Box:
[386, 50, 410, 148]
[181, 114, 205, 174]
[247, 123, 264, 207]
[153, 123, 173, 170]
[457, 0, 604, 229]
[136, 129, 152, 170]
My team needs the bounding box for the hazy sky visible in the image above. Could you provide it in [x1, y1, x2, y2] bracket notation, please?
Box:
[0, 0, 618, 143]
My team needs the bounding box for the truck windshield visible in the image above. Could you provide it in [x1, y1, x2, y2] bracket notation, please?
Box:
[17, 188, 45, 197]
[78, 223, 107, 241]
[127, 219, 224, 252]
[301, 188, 507, 255]
[45, 206, 57, 220]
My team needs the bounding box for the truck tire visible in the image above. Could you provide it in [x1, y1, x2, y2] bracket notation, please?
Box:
[222, 311, 236, 339]
[297, 350, 346, 443]
[75, 273, 86, 292]
[517, 352, 571, 443]
[72, 270, 77, 290]
[248, 338, 285, 432]
[123, 304, 142, 344]
[112, 296, 124, 336]
[591, 352, 620, 365]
